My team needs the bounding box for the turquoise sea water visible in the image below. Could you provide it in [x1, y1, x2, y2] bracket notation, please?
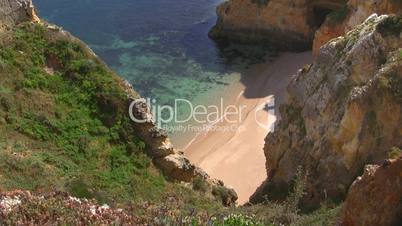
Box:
[33, 0, 270, 146]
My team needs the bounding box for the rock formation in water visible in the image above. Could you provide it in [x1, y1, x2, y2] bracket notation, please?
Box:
[340, 157, 402, 226]
[210, 0, 316, 50]
[251, 14, 402, 208]
[210, 0, 401, 53]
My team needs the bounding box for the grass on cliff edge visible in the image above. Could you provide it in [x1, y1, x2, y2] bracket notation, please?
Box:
[0, 22, 223, 212]
[0, 22, 342, 225]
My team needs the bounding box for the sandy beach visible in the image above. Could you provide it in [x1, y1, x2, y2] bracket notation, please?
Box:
[183, 52, 312, 204]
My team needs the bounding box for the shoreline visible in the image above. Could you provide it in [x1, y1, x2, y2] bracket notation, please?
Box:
[183, 52, 313, 204]
[170, 72, 244, 149]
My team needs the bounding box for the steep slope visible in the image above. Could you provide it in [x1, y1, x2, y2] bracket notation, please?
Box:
[251, 14, 402, 208]
[341, 157, 402, 226]
[0, 0, 237, 207]
[210, 0, 401, 53]
[313, 0, 402, 55]
[0, 0, 39, 30]
[209, 0, 316, 50]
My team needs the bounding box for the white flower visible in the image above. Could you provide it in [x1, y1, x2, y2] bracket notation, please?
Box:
[0, 197, 21, 212]
[69, 196, 82, 204]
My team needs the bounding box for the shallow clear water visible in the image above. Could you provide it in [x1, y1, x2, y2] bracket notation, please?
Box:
[33, 0, 269, 146]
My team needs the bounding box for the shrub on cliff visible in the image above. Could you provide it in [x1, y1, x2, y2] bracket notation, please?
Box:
[0, 22, 224, 211]
[378, 16, 402, 36]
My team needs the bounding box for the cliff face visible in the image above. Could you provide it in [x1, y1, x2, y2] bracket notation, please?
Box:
[251, 14, 402, 208]
[130, 98, 238, 205]
[341, 157, 402, 226]
[210, 0, 349, 50]
[0, 0, 39, 30]
[313, 0, 402, 55]
[209, 0, 314, 50]
[211, 0, 401, 52]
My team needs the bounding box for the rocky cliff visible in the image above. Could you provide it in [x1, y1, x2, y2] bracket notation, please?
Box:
[210, 0, 311, 50]
[340, 157, 402, 226]
[313, 0, 402, 55]
[251, 14, 402, 208]
[0, 0, 39, 30]
[129, 98, 238, 205]
[210, 0, 401, 53]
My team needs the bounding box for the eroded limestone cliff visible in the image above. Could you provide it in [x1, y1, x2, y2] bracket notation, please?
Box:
[251, 14, 402, 208]
[0, 0, 39, 30]
[341, 157, 402, 226]
[313, 0, 402, 55]
[209, 0, 315, 50]
[211, 0, 401, 53]
[129, 98, 238, 205]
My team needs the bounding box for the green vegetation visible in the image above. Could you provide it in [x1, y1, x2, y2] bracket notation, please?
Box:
[192, 176, 209, 193]
[378, 73, 402, 102]
[211, 214, 264, 226]
[378, 16, 402, 37]
[377, 48, 402, 102]
[333, 12, 383, 60]
[0, 22, 199, 205]
[146, 168, 341, 225]
[212, 185, 238, 206]
[283, 105, 306, 136]
[1, 167, 341, 225]
[388, 147, 402, 159]
[0, 22, 342, 225]
[235, 169, 341, 226]
[1, 191, 142, 225]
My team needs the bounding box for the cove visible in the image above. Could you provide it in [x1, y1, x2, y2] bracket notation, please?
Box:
[33, 0, 270, 148]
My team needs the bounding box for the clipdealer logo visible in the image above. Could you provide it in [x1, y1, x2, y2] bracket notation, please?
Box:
[129, 97, 275, 132]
